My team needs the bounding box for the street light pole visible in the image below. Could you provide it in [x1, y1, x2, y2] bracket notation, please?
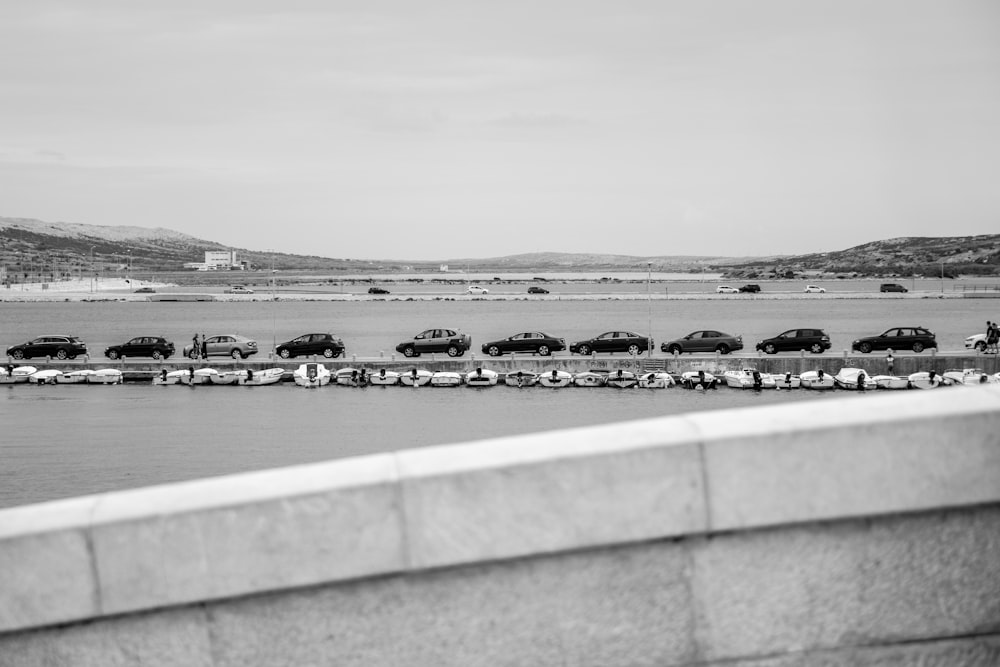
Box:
[940, 261, 944, 294]
[647, 262, 652, 356]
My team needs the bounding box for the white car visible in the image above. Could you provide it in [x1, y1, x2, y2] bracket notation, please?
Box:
[716, 285, 739, 294]
[965, 333, 988, 352]
[225, 286, 255, 294]
[804, 285, 826, 293]
[467, 286, 489, 295]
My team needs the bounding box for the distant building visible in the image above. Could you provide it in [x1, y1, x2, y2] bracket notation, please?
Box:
[205, 250, 242, 269]
[439, 264, 449, 272]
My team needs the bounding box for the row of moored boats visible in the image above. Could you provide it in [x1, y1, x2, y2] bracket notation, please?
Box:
[0, 366, 124, 385]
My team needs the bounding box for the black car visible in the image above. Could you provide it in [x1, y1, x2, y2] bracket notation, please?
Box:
[880, 283, 908, 293]
[276, 333, 345, 359]
[661, 330, 743, 355]
[482, 331, 565, 356]
[105, 336, 175, 360]
[739, 284, 761, 293]
[852, 327, 937, 354]
[368, 287, 390, 294]
[395, 329, 472, 357]
[6, 335, 88, 360]
[756, 328, 831, 354]
[527, 286, 549, 294]
[569, 331, 652, 356]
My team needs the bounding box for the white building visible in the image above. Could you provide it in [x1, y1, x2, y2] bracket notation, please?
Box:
[205, 250, 240, 269]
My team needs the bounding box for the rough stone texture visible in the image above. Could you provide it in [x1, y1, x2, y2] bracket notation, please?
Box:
[398, 419, 706, 569]
[0, 606, 212, 667]
[692, 505, 1000, 662]
[720, 634, 1000, 666]
[207, 541, 696, 667]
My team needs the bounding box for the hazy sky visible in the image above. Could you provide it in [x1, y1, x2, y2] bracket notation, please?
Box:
[2, 1, 998, 260]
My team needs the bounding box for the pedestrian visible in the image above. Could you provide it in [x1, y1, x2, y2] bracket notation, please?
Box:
[886, 349, 894, 374]
[988, 321, 1000, 354]
[200, 333, 208, 360]
[191, 333, 199, 359]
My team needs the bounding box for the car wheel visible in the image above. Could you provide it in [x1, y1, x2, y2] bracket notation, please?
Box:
[809, 344, 822, 354]
[231, 349, 245, 360]
[10, 350, 23, 360]
[763, 344, 776, 355]
[108, 350, 120, 360]
[487, 345, 501, 357]
[403, 346, 417, 358]
[188, 350, 199, 360]
[859, 342, 872, 354]
[279, 349, 291, 359]
[323, 348, 335, 358]
[56, 349, 69, 360]
[912, 342, 924, 353]
[627, 344, 640, 355]
[716, 344, 730, 354]
[975, 341, 987, 352]
[447, 345, 461, 357]
[578, 344, 591, 356]
[667, 344, 681, 355]
[537, 345, 550, 356]
[152, 350, 162, 360]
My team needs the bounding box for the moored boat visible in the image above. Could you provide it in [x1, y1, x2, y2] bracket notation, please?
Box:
[293, 363, 331, 388]
[772, 372, 800, 389]
[368, 368, 400, 386]
[56, 369, 96, 384]
[538, 369, 573, 388]
[872, 374, 910, 390]
[399, 368, 432, 387]
[724, 368, 776, 389]
[335, 368, 367, 386]
[505, 370, 539, 387]
[210, 370, 243, 385]
[152, 369, 194, 385]
[606, 369, 638, 388]
[942, 368, 995, 386]
[907, 370, 952, 389]
[430, 371, 463, 387]
[239, 368, 285, 386]
[638, 371, 674, 388]
[680, 370, 717, 389]
[465, 367, 498, 386]
[573, 371, 607, 387]
[191, 368, 219, 385]
[800, 369, 834, 390]
[89, 368, 123, 385]
[29, 369, 63, 384]
[4, 366, 38, 384]
[834, 367, 877, 390]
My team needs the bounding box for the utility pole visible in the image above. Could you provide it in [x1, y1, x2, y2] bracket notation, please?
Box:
[647, 262, 652, 356]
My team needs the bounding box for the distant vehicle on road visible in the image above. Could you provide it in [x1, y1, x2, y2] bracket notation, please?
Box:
[467, 286, 489, 295]
[739, 284, 761, 293]
[368, 287, 390, 294]
[527, 286, 549, 294]
[880, 283, 908, 293]
[225, 285, 255, 294]
[716, 285, 739, 294]
[804, 285, 826, 293]
[133, 287, 156, 293]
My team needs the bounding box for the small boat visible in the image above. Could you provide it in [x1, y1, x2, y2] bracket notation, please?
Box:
[0, 368, 13, 385]
[3, 366, 38, 384]
[638, 371, 674, 388]
[800, 369, 834, 390]
[89, 368, 123, 385]
[29, 369, 63, 384]
[573, 371, 607, 387]
[191, 368, 219, 385]
[210, 370, 243, 385]
[907, 370, 952, 389]
[335, 368, 367, 386]
[430, 371, 463, 387]
[606, 369, 638, 388]
[465, 367, 498, 386]
[772, 372, 800, 389]
[293, 363, 331, 388]
[239, 368, 285, 386]
[56, 370, 96, 384]
[152, 369, 195, 385]
[538, 369, 573, 388]
[942, 368, 995, 386]
[680, 370, 717, 389]
[399, 368, 432, 387]
[724, 368, 776, 389]
[368, 368, 400, 386]
[505, 370, 539, 387]
[834, 367, 877, 390]
[872, 374, 910, 390]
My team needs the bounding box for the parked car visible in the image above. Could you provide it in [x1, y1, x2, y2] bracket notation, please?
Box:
[756, 328, 831, 354]
[880, 283, 908, 293]
[739, 284, 761, 293]
[716, 285, 739, 294]
[481, 331, 566, 356]
[183, 334, 259, 359]
[133, 287, 156, 294]
[225, 285, 255, 294]
[804, 285, 826, 293]
[6, 335, 88, 360]
[852, 327, 937, 353]
[527, 286, 549, 294]
[104, 336, 175, 360]
[368, 287, 390, 294]
[964, 333, 988, 352]
[467, 286, 489, 295]
[395, 329, 472, 357]
[276, 333, 345, 359]
[661, 330, 743, 355]
[570, 331, 652, 356]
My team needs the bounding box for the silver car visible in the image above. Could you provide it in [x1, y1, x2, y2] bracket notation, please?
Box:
[183, 334, 258, 359]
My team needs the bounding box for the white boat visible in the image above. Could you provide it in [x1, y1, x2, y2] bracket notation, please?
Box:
[638, 371, 674, 388]
[772, 372, 801, 389]
[293, 363, 331, 388]
[800, 370, 835, 390]
[465, 367, 498, 386]
[430, 371, 463, 387]
[239, 368, 285, 386]
[907, 370, 952, 389]
[210, 370, 243, 385]
[834, 367, 877, 390]
[942, 368, 995, 386]
[191, 368, 219, 385]
[680, 370, 717, 389]
[29, 369, 63, 384]
[56, 369, 96, 384]
[368, 368, 400, 386]
[3, 366, 38, 384]
[89, 368, 123, 385]
[574, 371, 607, 387]
[0, 368, 13, 384]
[152, 369, 194, 385]
[606, 369, 638, 388]
[335, 368, 367, 386]
[399, 368, 432, 387]
[505, 370, 539, 387]
[538, 369, 573, 388]
[724, 368, 776, 389]
[872, 374, 910, 390]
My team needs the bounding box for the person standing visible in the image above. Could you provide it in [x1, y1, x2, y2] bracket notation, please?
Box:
[191, 333, 199, 359]
[200, 333, 208, 360]
[988, 321, 999, 354]
[886, 349, 894, 375]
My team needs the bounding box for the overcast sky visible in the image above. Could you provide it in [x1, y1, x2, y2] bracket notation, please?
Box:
[2, 1, 998, 260]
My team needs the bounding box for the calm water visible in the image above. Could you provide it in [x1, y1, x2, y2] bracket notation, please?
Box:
[1, 295, 996, 509]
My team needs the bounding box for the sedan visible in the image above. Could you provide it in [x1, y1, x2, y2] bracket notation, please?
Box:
[482, 332, 566, 357]
[276, 333, 345, 359]
[467, 286, 489, 295]
[183, 335, 259, 359]
[570, 331, 652, 356]
[756, 329, 831, 354]
[395, 329, 471, 357]
[852, 327, 937, 354]
[804, 285, 826, 293]
[716, 285, 739, 294]
[527, 286, 549, 294]
[964, 333, 987, 352]
[661, 330, 743, 355]
[6, 335, 88, 360]
[368, 287, 390, 294]
[104, 336, 175, 360]
[225, 286, 255, 294]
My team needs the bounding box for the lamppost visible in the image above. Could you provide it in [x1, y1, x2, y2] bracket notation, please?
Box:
[90, 246, 95, 292]
[647, 261, 652, 356]
[940, 261, 945, 294]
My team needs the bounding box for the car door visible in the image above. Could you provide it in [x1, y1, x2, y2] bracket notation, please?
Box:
[414, 330, 440, 354]
[693, 331, 717, 352]
[592, 332, 616, 353]
[206, 336, 229, 356]
[126, 337, 146, 356]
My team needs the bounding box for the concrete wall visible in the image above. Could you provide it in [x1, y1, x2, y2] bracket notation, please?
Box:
[2, 387, 999, 666]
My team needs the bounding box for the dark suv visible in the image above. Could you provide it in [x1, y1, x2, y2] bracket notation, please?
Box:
[7, 335, 88, 360]
[739, 284, 761, 293]
[276, 333, 345, 359]
[105, 336, 175, 360]
[756, 328, 831, 354]
[880, 283, 908, 293]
